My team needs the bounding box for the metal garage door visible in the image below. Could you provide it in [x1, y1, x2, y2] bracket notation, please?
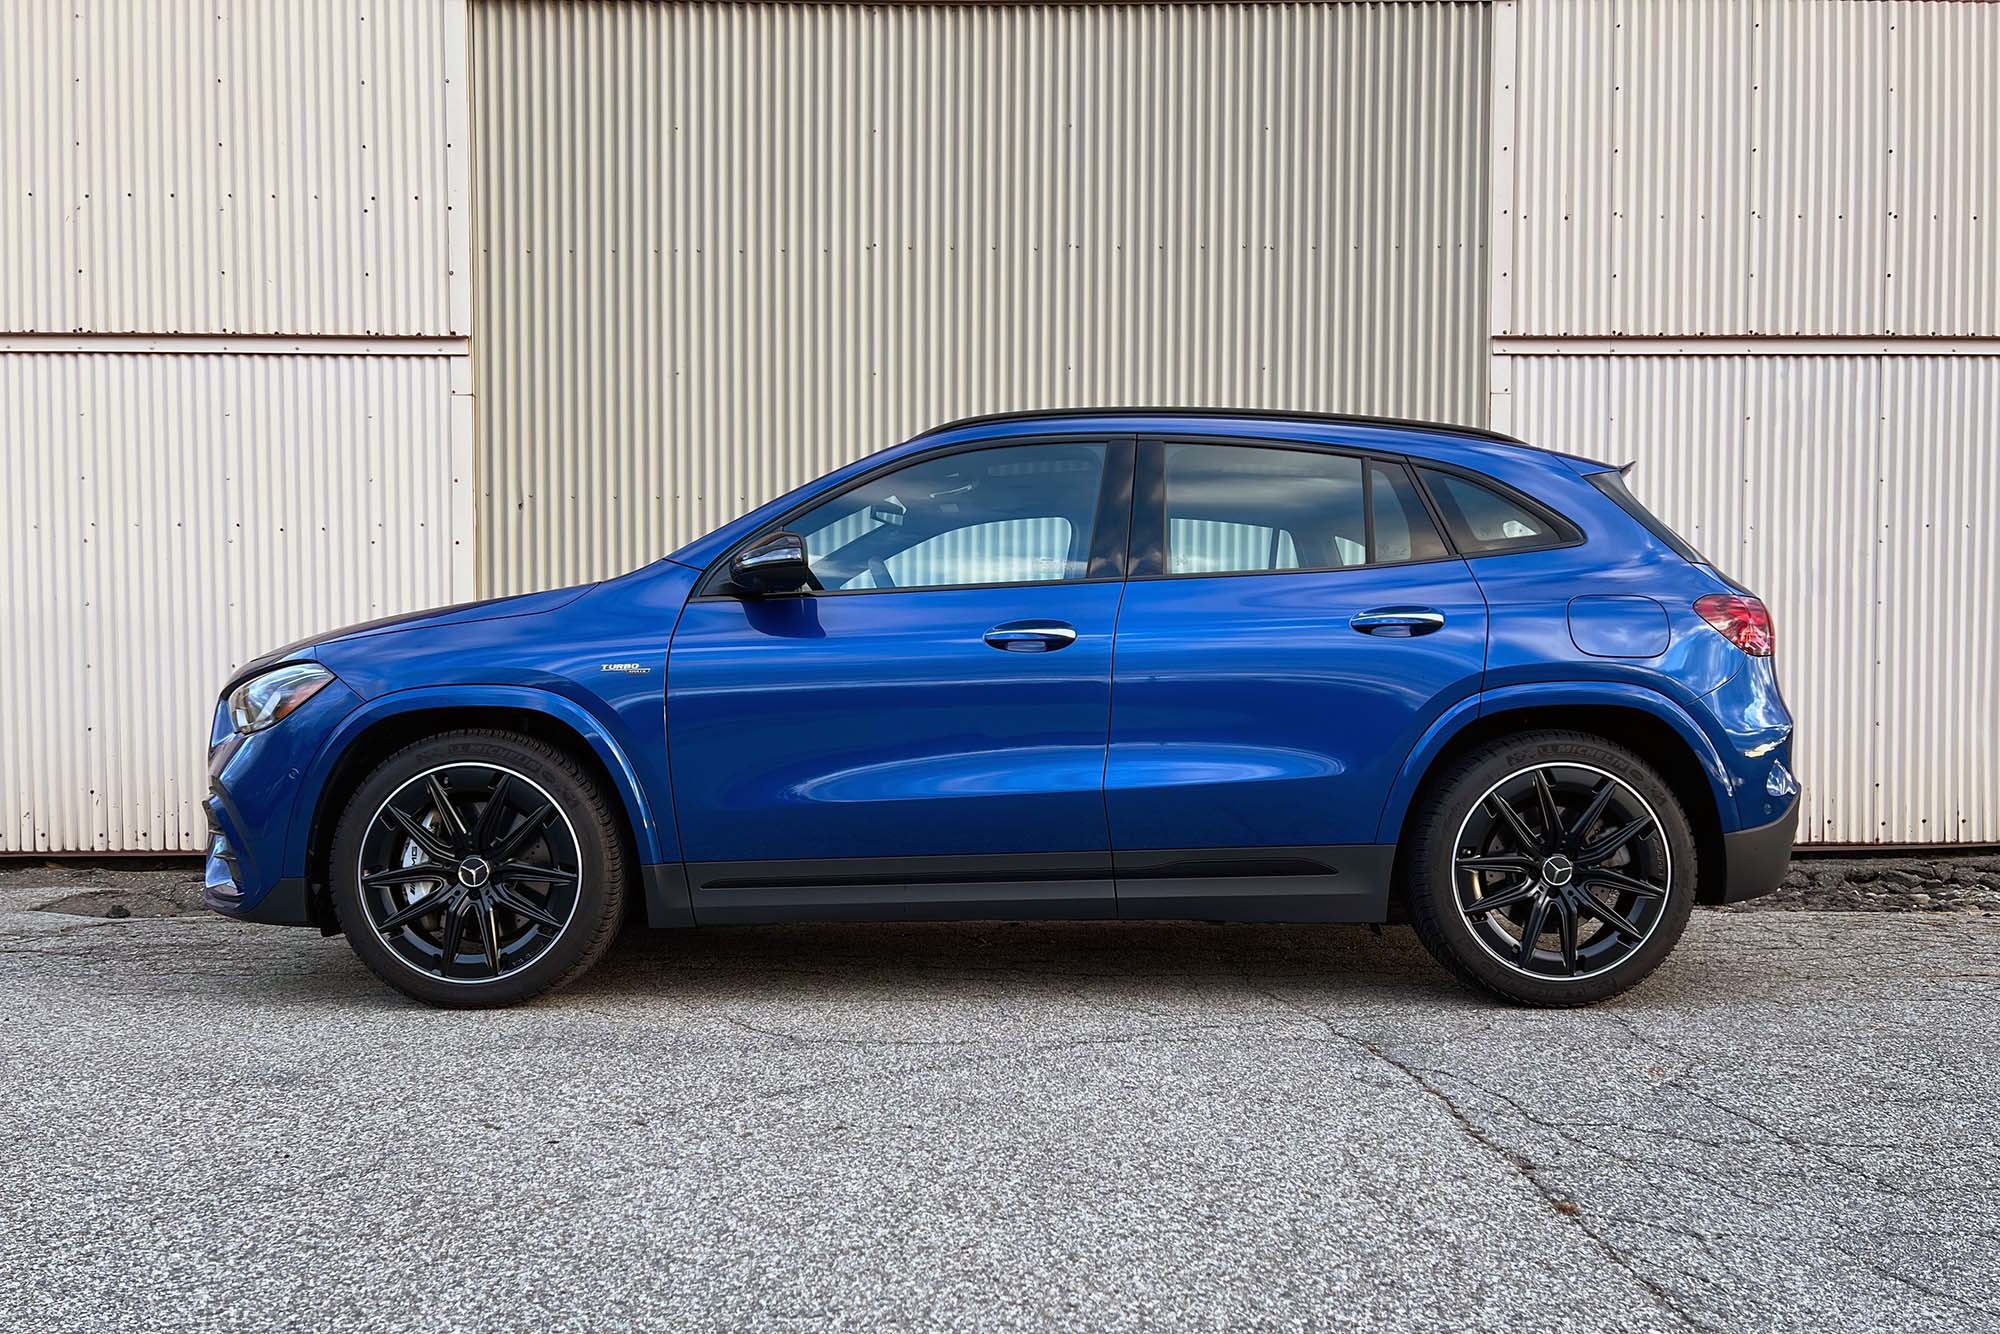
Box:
[469, 1, 1493, 594]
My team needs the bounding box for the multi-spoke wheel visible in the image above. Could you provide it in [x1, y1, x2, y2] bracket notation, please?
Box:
[1406, 731, 1697, 1006]
[329, 731, 628, 1007]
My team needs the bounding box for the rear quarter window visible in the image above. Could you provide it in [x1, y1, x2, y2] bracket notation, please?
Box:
[1416, 468, 1580, 556]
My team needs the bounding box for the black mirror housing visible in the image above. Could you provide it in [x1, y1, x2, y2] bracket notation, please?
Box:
[729, 530, 818, 595]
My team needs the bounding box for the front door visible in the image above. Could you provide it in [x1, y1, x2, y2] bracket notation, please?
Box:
[1106, 439, 1488, 919]
[667, 437, 1132, 923]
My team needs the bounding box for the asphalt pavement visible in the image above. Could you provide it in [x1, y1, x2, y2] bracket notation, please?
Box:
[2, 879, 1995, 1333]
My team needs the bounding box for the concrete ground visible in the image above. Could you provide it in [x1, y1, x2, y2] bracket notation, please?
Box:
[1, 874, 1995, 1333]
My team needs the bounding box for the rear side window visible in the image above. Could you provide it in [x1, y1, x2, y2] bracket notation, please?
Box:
[1161, 443, 1448, 575]
[1587, 470, 1708, 565]
[1417, 468, 1579, 555]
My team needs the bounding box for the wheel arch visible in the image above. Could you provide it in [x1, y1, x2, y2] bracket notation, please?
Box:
[1379, 688, 1734, 912]
[289, 690, 663, 928]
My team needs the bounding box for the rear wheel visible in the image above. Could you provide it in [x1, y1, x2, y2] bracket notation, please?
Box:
[329, 730, 627, 1007]
[1405, 730, 1696, 1006]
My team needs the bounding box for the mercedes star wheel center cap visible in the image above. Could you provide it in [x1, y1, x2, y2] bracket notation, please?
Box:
[458, 857, 492, 889]
[1540, 854, 1574, 887]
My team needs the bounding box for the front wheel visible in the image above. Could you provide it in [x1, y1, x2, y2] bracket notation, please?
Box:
[329, 730, 628, 1007]
[1405, 730, 1697, 1007]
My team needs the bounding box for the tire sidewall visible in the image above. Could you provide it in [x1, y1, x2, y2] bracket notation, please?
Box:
[330, 732, 622, 1007]
[1409, 732, 1698, 1006]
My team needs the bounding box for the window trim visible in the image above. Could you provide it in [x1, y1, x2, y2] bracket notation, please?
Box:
[694, 434, 1135, 600]
[1412, 461, 1587, 558]
[1128, 436, 1461, 581]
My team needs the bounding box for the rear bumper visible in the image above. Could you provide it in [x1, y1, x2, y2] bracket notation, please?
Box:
[1711, 802, 1799, 904]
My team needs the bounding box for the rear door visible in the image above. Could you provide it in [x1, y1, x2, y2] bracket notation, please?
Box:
[1106, 438, 1487, 919]
[667, 437, 1133, 922]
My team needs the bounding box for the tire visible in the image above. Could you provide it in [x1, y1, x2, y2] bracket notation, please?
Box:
[329, 729, 628, 1008]
[1405, 730, 1697, 1007]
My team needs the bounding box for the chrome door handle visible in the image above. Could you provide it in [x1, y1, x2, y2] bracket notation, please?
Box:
[984, 621, 1078, 652]
[1350, 607, 1445, 638]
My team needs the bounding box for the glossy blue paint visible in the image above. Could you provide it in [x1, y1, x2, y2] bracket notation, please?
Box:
[201, 408, 1795, 930]
[1567, 595, 1670, 659]
[668, 582, 1123, 862]
[1106, 561, 1487, 850]
[203, 674, 361, 917]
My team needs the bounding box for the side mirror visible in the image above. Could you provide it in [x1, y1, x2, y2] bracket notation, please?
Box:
[730, 530, 819, 595]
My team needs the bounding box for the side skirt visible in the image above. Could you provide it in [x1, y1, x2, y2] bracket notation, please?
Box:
[676, 846, 1394, 927]
[1114, 846, 1394, 923]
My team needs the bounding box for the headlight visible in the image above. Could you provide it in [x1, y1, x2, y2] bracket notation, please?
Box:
[228, 662, 335, 734]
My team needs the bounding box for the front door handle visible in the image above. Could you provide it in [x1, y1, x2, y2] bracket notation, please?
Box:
[984, 621, 1078, 653]
[1350, 607, 1446, 638]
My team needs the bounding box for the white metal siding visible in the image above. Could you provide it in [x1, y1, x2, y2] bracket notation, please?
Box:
[1500, 352, 2000, 846]
[471, 0, 1492, 594]
[0, 0, 463, 336]
[0, 354, 472, 853]
[1499, 0, 2000, 337]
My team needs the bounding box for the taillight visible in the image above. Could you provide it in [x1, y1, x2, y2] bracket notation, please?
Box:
[1695, 593, 1775, 656]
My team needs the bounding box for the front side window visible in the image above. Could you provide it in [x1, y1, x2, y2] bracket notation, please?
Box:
[782, 441, 1108, 591]
[1418, 468, 1576, 555]
[1162, 443, 1446, 575]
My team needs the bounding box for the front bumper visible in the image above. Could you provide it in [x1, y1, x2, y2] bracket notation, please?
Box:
[203, 676, 362, 927]
[1712, 801, 1799, 904]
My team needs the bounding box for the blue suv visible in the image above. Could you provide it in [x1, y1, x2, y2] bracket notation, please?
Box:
[205, 410, 1797, 1007]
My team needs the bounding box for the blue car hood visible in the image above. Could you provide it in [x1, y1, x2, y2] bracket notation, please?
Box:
[226, 585, 596, 689]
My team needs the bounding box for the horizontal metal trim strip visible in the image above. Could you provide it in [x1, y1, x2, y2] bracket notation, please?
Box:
[0, 335, 471, 358]
[1494, 336, 2000, 358]
[690, 851, 1114, 893]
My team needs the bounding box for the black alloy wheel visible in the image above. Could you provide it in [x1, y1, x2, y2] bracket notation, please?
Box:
[355, 763, 582, 983]
[1405, 730, 1697, 1007]
[330, 730, 627, 1007]
[1452, 762, 1672, 980]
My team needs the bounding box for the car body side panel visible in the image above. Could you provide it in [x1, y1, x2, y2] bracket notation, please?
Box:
[1106, 560, 1489, 852]
[666, 582, 1124, 865]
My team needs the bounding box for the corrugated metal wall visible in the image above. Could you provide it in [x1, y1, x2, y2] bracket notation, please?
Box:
[0, 354, 471, 852]
[471, 0, 1493, 593]
[1493, 0, 2000, 844]
[1497, 0, 2000, 337]
[1, 0, 470, 853]
[1498, 351, 2000, 846]
[0, 0, 464, 336]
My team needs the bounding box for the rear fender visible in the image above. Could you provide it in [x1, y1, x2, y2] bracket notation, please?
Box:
[1372, 681, 1738, 843]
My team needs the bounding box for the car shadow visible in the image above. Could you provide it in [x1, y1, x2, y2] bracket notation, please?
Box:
[244, 914, 1746, 1013]
[562, 917, 1478, 1007]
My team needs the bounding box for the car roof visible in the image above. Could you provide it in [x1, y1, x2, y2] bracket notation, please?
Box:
[913, 407, 1614, 472]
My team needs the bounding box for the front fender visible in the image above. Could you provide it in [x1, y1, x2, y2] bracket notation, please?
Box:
[281, 684, 667, 878]
[1371, 680, 1738, 844]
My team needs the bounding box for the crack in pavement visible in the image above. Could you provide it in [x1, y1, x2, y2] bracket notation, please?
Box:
[1255, 986, 1704, 1332]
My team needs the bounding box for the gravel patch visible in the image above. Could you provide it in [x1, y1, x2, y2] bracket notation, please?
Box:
[1724, 854, 2000, 916]
[0, 862, 207, 918]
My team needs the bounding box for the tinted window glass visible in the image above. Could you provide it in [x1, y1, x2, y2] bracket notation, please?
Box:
[1166, 444, 1364, 574]
[1163, 445, 1447, 574]
[1370, 462, 1451, 564]
[784, 442, 1106, 591]
[1418, 468, 1571, 554]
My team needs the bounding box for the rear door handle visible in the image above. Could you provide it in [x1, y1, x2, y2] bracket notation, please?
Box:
[984, 621, 1078, 653]
[1350, 607, 1445, 638]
